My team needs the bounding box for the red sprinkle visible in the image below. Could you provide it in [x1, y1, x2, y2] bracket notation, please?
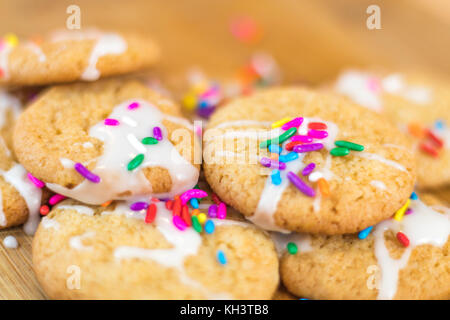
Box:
[308, 122, 327, 130]
[212, 193, 222, 205]
[396, 232, 410, 247]
[39, 205, 50, 216]
[145, 203, 157, 224]
[165, 200, 173, 210]
[285, 140, 303, 151]
[151, 197, 159, 202]
[419, 142, 439, 157]
[426, 129, 444, 148]
[181, 205, 192, 226]
[0, 68, 3, 78]
[172, 197, 181, 216]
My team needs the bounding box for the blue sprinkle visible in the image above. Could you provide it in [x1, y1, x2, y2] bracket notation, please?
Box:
[410, 192, 418, 200]
[217, 250, 227, 265]
[279, 152, 299, 163]
[205, 220, 215, 234]
[271, 170, 282, 185]
[268, 144, 282, 154]
[358, 226, 373, 240]
[189, 198, 199, 209]
[434, 120, 445, 130]
[299, 298, 309, 300]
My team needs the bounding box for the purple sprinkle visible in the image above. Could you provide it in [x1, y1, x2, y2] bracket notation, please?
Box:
[293, 143, 324, 153]
[208, 204, 218, 218]
[302, 163, 316, 176]
[130, 202, 149, 211]
[291, 135, 313, 143]
[260, 157, 286, 170]
[74, 163, 101, 183]
[282, 117, 304, 130]
[287, 171, 315, 197]
[104, 118, 120, 126]
[308, 129, 328, 139]
[128, 102, 140, 110]
[405, 208, 413, 215]
[196, 106, 216, 118]
[153, 126, 163, 141]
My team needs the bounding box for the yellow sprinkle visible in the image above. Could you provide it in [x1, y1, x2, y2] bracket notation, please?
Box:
[393, 199, 410, 221]
[4, 33, 18, 47]
[197, 213, 207, 224]
[271, 117, 291, 129]
[182, 93, 197, 111]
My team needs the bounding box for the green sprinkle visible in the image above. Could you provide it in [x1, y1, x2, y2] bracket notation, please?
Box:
[287, 242, 298, 255]
[141, 137, 158, 145]
[330, 147, 350, 156]
[127, 154, 145, 171]
[260, 127, 297, 148]
[192, 215, 202, 233]
[334, 140, 364, 152]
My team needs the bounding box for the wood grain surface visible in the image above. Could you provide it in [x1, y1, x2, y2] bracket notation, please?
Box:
[0, 0, 448, 299]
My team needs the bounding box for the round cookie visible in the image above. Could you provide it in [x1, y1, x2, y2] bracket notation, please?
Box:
[0, 89, 43, 233]
[0, 29, 159, 86]
[279, 194, 450, 300]
[334, 70, 450, 189]
[32, 200, 279, 299]
[14, 79, 200, 205]
[203, 87, 416, 234]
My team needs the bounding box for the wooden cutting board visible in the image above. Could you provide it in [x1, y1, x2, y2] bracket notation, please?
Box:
[0, 228, 47, 299]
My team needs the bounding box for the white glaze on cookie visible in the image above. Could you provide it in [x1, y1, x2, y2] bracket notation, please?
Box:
[0, 46, 12, 80]
[0, 90, 21, 127]
[110, 202, 233, 299]
[335, 70, 433, 112]
[47, 99, 199, 204]
[270, 232, 312, 257]
[373, 199, 449, 300]
[69, 231, 95, 251]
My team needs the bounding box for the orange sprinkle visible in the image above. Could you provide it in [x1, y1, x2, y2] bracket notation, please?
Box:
[172, 196, 181, 216]
[101, 200, 112, 207]
[318, 178, 330, 197]
[191, 209, 200, 216]
[270, 152, 279, 161]
[407, 122, 425, 139]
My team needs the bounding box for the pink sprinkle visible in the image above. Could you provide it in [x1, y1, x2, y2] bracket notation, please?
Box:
[367, 77, 380, 92]
[217, 203, 227, 219]
[282, 117, 303, 131]
[173, 215, 187, 231]
[291, 135, 313, 143]
[180, 189, 209, 205]
[405, 208, 413, 215]
[128, 102, 140, 110]
[153, 126, 163, 141]
[49, 194, 66, 205]
[27, 172, 45, 188]
[104, 118, 120, 126]
[308, 129, 328, 139]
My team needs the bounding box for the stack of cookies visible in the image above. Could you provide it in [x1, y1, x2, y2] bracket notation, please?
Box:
[0, 28, 448, 300]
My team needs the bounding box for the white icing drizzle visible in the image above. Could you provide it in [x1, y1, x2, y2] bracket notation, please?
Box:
[3, 235, 18, 248]
[47, 99, 199, 204]
[370, 180, 387, 190]
[250, 118, 339, 232]
[112, 202, 232, 299]
[270, 232, 312, 257]
[0, 90, 21, 128]
[354, 152, 407, 172]
[0, 164, 42, 235]
[59, 157, 75, 168]
[0, 46, 12, 80]
[25, 42, 46, 62]
[335, 71, 433, 112]
[81, 33, 127, 81]
[373, 199, 450, 300]
[69, 231, 95, 251]
[41, 217, 60, 230]
[56, 204, 94, 216]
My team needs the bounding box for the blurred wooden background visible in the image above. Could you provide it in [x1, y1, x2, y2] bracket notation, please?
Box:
[0, 0, 449, 85]
[0, 0, 448, 299]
